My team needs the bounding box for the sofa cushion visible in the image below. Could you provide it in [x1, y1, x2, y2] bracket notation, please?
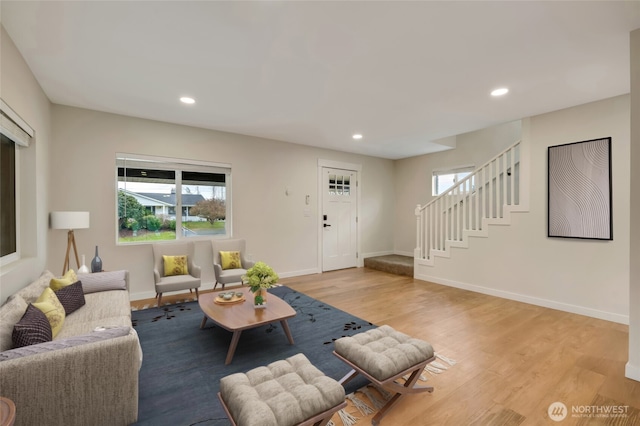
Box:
[33, 288, 66, 338]
[12, 304, 53, 348]
[81, 270, 127, 294]
[54, 281, 86, 315]
[55, 290, 132, 339]
[15, 270, 55, 303]
[49, 269, 78, 291]
[0, 295, 29, 351]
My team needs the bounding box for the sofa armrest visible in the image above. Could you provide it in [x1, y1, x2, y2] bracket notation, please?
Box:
[0, 330, 141, 426]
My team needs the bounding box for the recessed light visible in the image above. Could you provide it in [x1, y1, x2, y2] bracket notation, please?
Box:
[491, 88, 509, 97]
[180, 97, 195, 104]
[352, 134, 363, 140]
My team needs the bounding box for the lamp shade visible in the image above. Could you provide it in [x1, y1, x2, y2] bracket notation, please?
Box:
[50, 211, 90, 230]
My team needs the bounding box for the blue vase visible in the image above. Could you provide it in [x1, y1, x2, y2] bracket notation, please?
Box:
[91, 246, 102, 273]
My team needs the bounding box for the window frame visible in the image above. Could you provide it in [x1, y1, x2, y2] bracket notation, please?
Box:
[0, 136, 19, 266]
[0, 100, 32, 267]
[432, 165, 475, 196]
[115, 153, 232, 245]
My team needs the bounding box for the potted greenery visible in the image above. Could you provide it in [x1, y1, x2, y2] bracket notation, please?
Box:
[242, 261, 279, 308]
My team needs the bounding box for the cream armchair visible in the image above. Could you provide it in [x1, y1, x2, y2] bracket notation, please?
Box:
[211, 238, 255, 290]
[152, 242, 201, 306]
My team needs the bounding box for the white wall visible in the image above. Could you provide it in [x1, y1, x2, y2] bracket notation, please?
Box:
[627, 28, 640, 381]
[0, 26, 52, 302]
[47, 105, 396, 300]
[394, 120, 522, 255]
[412, 95, 630, 323]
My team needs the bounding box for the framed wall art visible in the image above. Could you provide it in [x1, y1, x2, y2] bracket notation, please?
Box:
[548, 137, 612, 240]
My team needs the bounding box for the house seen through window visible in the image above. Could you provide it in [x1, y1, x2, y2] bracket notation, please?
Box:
[116, 154, 231, 244]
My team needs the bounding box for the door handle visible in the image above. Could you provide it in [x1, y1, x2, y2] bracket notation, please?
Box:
[323, 224, 331, 228]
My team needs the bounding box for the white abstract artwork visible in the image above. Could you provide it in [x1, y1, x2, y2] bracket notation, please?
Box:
[548, 137, 612, 240]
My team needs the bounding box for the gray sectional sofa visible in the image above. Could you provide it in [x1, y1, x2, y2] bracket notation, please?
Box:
[0, 270, 141, 426]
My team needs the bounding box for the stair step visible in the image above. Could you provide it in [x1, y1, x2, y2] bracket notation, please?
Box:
[364, 255, 414, 277]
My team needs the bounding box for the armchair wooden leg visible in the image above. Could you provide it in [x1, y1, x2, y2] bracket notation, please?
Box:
[194, 288, 199, 300]
[157, 293, 163, 307]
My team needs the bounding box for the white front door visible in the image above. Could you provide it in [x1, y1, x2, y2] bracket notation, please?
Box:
[322, 168, 357, 271]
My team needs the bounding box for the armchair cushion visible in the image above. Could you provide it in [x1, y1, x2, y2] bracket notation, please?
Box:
[154, 275, 201, 294]
[220, 251, 242, 270]
[163, 255, 189, 276]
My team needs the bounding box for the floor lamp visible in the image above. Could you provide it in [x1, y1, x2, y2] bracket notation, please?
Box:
[50, 211, 90, 276]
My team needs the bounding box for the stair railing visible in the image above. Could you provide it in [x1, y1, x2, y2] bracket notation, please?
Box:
[415, 140, 521, 260]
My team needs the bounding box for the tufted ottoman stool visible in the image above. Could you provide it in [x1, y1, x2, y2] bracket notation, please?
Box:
[218, 353, 347, 426]
[333, 325, 436, 425]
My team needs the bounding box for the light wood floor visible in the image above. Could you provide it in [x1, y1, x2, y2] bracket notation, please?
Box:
[131, 268, 640, 425]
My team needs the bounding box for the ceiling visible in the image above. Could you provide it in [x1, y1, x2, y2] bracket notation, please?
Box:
[2, 1, 639, 160]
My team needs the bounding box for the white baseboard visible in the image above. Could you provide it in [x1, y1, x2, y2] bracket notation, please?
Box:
[394, 250, 414, 257]
[130, 268, 322, 301]
[415, 273, 629, 325]
[277, 268, 320, 279]
[130, 281, 226, 301]
[626, 362, 640, 382]
[129, 269, 322, 301]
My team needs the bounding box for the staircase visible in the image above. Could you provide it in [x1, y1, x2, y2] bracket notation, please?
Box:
[415, 141, 526, 267]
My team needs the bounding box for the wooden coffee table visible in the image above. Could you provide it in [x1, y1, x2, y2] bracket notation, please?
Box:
[198, 287, 296, 365]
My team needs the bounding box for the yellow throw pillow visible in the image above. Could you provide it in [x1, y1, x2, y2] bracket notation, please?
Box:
[33, 287, 66, 338]
[163, 255, 189, 276]
[220, 251, 242, 270]
[50, 269, 78, 291]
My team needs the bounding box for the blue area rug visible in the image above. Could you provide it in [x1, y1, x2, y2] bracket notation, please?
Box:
[132, 286, 376, 426]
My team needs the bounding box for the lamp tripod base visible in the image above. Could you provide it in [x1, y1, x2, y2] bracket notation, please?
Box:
[62, 229, 81, 276]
